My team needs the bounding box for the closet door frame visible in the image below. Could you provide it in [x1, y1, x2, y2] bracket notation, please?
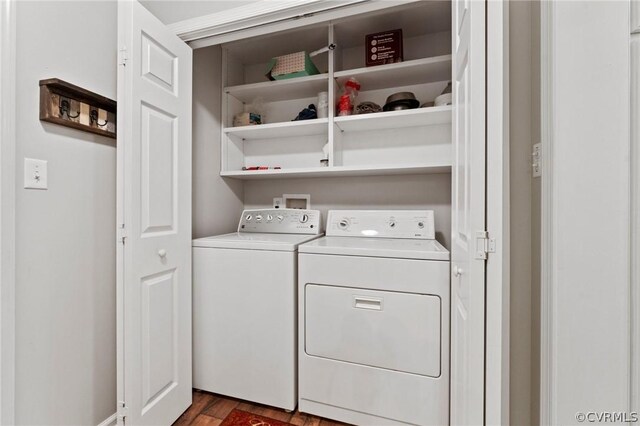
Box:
[169, 1, 511, 424]
[486, 1, 511, 424]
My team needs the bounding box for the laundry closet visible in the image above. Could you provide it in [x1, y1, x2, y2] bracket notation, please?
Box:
[117, 0, 494, 424]
[191, 2, 453, 245]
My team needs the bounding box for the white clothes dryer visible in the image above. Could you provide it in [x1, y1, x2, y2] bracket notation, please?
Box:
[192, 209, 322, 411]
[298, 210, 450, 425]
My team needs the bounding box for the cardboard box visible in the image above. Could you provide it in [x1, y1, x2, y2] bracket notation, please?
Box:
[233, 112, 262, 127]
[365, 29, 403, 67]
[265, 51, 320, 81]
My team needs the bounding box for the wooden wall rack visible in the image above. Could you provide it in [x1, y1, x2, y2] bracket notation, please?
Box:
[39, 78, 117, 139]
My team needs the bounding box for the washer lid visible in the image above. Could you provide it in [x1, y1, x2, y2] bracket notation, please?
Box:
[192, 232, 323, 252]
[298, 236, 450, 260]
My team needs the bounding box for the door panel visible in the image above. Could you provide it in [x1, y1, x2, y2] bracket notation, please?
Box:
[141, 269, 177, 412]
[141, 103, 176, 235]
[118, 1, 192, 425]
[141, 33, 177, 93]
[451, 0, 486, 425]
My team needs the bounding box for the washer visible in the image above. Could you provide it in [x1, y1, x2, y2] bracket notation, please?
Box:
[192, 209, 322, 411]
[298, 210, 450, 426]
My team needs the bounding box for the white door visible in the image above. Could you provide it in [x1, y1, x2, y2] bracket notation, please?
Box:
[117, 1, 192, 425]
[451, 0, 486, 424]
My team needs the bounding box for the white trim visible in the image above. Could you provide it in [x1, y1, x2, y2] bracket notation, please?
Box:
[0, 0, 16, 424]
[631, 8, 640, 416]
[173, 0, 419, 48]
[485, 1, 510, 424]
[539, 0, 555, 423]
[97, 413, 117, 426]
[171, 0, 329, 41]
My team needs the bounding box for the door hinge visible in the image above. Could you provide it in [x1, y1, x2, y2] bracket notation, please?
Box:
[118, 224, 127, 245]
[532, 142, 542, 178]
[475, 231, 496, 260]
[119, 46, 128, 66]
[117, 401, 128, 423]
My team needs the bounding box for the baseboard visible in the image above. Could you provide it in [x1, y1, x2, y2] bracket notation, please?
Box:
[97, 413, 117, 426]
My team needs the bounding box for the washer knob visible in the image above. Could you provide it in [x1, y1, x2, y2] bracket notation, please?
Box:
[245, 214, 253, 221]
[389, 220, 396, 228]
[418, 221, 425, 229]
[277, 215, 284, 222]
[255, 214, 263, 222]
[266, 214, 273, 222]
[300, 214, 309, 223]
[338, 219, 350, 229]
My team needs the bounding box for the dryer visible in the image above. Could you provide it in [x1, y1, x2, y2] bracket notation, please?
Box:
[192, 209, 322, 411]
[298, 210, 450, 426]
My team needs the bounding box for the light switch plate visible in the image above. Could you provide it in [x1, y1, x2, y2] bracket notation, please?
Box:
[273, 197, 283, 209]
[24, 158, 48, 189]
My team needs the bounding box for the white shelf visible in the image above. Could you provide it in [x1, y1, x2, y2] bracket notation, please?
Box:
[224, 74, 329, 103]
[224, 118, 328, 140]
[334, 106, 452, 132]
[334, 56, 452, 91]
[221, 163, 451, 180]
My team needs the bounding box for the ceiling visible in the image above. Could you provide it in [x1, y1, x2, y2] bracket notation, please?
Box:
[140, 0, 261, 25]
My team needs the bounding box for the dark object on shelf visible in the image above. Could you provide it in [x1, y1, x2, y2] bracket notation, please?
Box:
[365, 29, 403, 67]
[421, 101, 435, 108]
[355, 101, 382, 114]
[383, 91, 420, 111]
[293, 104, 318, 121]
[39, 78, 116, 139]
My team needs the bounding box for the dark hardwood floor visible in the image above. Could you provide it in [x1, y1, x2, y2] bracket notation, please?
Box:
[173, 389, 350, 426]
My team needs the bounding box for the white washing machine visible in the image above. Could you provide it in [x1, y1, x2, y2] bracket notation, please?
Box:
[298, 210, 450, 426]
[192, 209, 322, 411]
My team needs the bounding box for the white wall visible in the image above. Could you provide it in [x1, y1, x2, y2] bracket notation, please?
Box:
[14, 2, 117, 425]
[193, 45, 244, 238]
[244, 174, 452, 248]
[543, 1, 630, 423]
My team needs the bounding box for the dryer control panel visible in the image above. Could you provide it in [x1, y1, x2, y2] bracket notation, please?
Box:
[238, 209, 322, 234]
[326, 210, 435, 239]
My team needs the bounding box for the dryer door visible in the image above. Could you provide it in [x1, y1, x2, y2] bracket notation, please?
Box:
[305, 284, 441, 377]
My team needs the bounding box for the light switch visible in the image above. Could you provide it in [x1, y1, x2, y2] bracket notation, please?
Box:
[24, 158, 48, 189]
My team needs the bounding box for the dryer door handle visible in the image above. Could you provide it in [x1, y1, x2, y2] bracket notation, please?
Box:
[353, 296, 383, 311]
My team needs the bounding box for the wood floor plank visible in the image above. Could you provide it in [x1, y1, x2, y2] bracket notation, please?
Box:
[289, 410, 312, 426]
[191, 414, 222, 426]
[173, 391, 216, 426]
[173, 390, 352, 426]
[202, 395, 241, 420]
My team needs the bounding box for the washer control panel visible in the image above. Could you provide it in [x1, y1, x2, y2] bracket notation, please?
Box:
[238, 209, 322, 234]
[326, 210, 435, 239]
